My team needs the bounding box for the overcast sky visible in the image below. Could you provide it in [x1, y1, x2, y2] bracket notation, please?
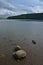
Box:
[0, 0, 43, 17]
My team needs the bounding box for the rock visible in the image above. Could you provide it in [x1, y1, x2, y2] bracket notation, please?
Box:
[13, 50, 26, 59]
[32, 40, 36, 44]
[14, 45, 21, 51]
[13, 45, 27, 60]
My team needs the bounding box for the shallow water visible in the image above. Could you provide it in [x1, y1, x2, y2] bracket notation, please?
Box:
[0, 19, 43, 65]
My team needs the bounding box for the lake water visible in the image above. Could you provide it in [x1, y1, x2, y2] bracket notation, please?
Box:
[0, 19, 43, 65]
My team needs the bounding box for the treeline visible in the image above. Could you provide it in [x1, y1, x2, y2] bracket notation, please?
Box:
[7, 13, 43, 20]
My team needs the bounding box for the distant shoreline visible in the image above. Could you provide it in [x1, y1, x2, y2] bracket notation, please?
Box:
[0, 13, 43, 20]
[7, 13, 43, 20]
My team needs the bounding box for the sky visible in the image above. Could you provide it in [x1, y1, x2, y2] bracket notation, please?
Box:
[0, 0, 43, 17]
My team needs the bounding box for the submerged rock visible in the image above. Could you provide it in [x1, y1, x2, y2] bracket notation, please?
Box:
[0, 54, 5, 58]
[32, 40, 36, 44]
[14, 45, 21, 51]
[13, 50, 26, 59]
[12, 45, 26, 60]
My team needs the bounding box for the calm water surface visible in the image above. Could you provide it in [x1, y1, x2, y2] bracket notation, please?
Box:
[0, 19, 43, 65]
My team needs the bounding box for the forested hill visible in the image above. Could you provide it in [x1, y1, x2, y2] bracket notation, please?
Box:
[7, 13, 43, 20]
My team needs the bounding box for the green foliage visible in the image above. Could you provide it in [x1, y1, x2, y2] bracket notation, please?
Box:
[7, 13, 43, 20]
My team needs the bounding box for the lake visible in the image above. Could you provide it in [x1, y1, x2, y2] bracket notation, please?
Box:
[0, 19, 43, 65]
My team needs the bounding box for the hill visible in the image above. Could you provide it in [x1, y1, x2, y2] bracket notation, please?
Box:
[7, 13, 43, 20]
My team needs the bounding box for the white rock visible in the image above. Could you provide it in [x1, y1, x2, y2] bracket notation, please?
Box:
[14, 45, 21, 51]
[16, 45, 21, 49]
[13, 50, 26, 59]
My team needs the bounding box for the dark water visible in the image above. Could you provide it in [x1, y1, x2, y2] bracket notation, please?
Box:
[0, 19, 43, 65]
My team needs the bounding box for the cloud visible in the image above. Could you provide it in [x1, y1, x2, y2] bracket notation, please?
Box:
[0, 0, 16, 9]
[32, 6, 43, 13]
[0, 0, 43, 17]
[0, 8, 27, 16]
[0, 8, 15, 15]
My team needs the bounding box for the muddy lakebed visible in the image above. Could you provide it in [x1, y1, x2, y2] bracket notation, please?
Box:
[0, 19, 43, 65]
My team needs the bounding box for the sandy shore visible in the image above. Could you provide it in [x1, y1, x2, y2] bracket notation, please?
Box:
[0, 37, 43, 65]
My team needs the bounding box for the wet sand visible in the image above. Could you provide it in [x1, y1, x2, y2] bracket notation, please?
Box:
[0, 37, 43, 65]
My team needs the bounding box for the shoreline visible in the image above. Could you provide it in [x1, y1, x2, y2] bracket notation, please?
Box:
[0, 39, 43, 65]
